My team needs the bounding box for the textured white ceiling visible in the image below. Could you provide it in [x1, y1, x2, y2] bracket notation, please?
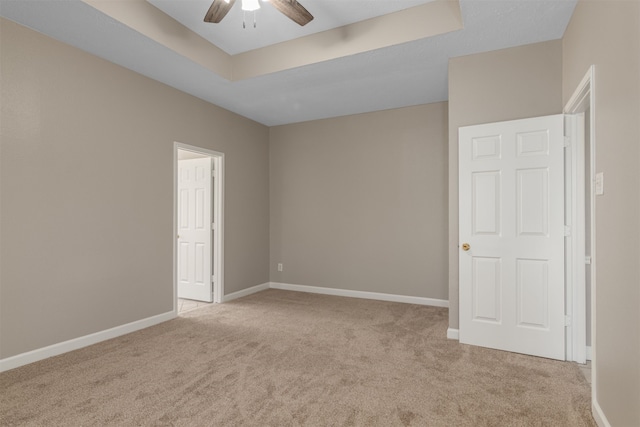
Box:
[0, 0, 577, 126]
[148, 0, 435, 55]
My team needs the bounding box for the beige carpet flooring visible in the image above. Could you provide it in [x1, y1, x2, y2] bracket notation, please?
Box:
[1, 289, 595, 426]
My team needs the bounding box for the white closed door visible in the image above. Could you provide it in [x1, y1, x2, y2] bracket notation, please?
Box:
[459, 115, 565, 360]
[177, 157, 212, 302]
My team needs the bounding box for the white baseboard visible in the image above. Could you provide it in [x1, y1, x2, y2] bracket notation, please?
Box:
[586, 345, 592, 361]
[592, 398, 611, 427]
[0, 311, 176, 373]
[269, 282, 449, 308]
[447, 328, 459, 340]
[223, 282, 270, 302]
[1, 282, 448, 372]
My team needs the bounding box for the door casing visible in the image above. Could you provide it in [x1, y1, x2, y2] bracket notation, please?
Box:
[564, 66, 596, 393]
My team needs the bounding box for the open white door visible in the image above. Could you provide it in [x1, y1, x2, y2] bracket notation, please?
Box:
[177, 157, 213, 302]
[459, 115, 565, 360]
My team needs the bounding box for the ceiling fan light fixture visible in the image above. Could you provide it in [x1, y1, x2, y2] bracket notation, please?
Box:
[241, 0, 260, 12]
[204, 0, 313, 27]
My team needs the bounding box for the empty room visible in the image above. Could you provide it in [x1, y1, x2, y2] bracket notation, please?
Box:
[1, 0, 638, 425]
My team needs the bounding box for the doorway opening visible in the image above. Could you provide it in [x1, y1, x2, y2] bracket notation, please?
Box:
[564, 66, 596, 399]
[174, 143, 224, 314]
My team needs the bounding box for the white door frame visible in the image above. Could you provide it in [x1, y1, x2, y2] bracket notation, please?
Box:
[564, 112, 586, 363]
[564, 67, 596, 366]
[173, 142, 225, 308]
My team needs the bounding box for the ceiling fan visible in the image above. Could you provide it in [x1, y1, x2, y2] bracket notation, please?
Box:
[204, 0, 314, 27]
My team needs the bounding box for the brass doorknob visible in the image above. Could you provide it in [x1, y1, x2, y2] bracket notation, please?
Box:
[461, 243, 470, 251]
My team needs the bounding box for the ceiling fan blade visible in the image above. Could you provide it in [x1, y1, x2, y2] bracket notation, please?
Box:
[204, 0, 236, 23]
[270, 0, 314, 26]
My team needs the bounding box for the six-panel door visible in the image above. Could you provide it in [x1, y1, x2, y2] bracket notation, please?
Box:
[177, 157, 213, 302]
[459, 115, 565, 360]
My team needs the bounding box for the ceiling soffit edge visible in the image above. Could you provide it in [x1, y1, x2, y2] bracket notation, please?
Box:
[83, 0, 462, 83]
[83, 0, 232, 79]
[232, 0, 462, 80]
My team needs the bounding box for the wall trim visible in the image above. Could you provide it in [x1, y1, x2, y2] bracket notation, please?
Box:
[223, 282, 270, 302]
[269, 282, 449, 308]
[586, 345, 592, 361]
[447, 328, 459, 340]
[592, 398, 611, 427]
[0, 311, 176, 373]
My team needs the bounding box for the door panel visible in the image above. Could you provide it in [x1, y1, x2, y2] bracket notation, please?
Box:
[516, 259, 549, 328]
[459, 114, 565, 360]
[517, 168, 549, 236]
[472, 171, 501, 235]
[472, 257, 501, 323]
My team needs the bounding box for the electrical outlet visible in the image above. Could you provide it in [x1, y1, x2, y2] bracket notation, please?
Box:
[277, 263, 283, 272]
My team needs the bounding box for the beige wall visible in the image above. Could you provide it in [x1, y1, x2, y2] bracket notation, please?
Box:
[0, 19, 270, 359]
[447, 40, 563, 329]
[562, 1, 640, 425]
[270, 103, 448, 300]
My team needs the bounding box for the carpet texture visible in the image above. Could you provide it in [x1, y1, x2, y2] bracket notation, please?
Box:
[1, 289, 595, 426]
